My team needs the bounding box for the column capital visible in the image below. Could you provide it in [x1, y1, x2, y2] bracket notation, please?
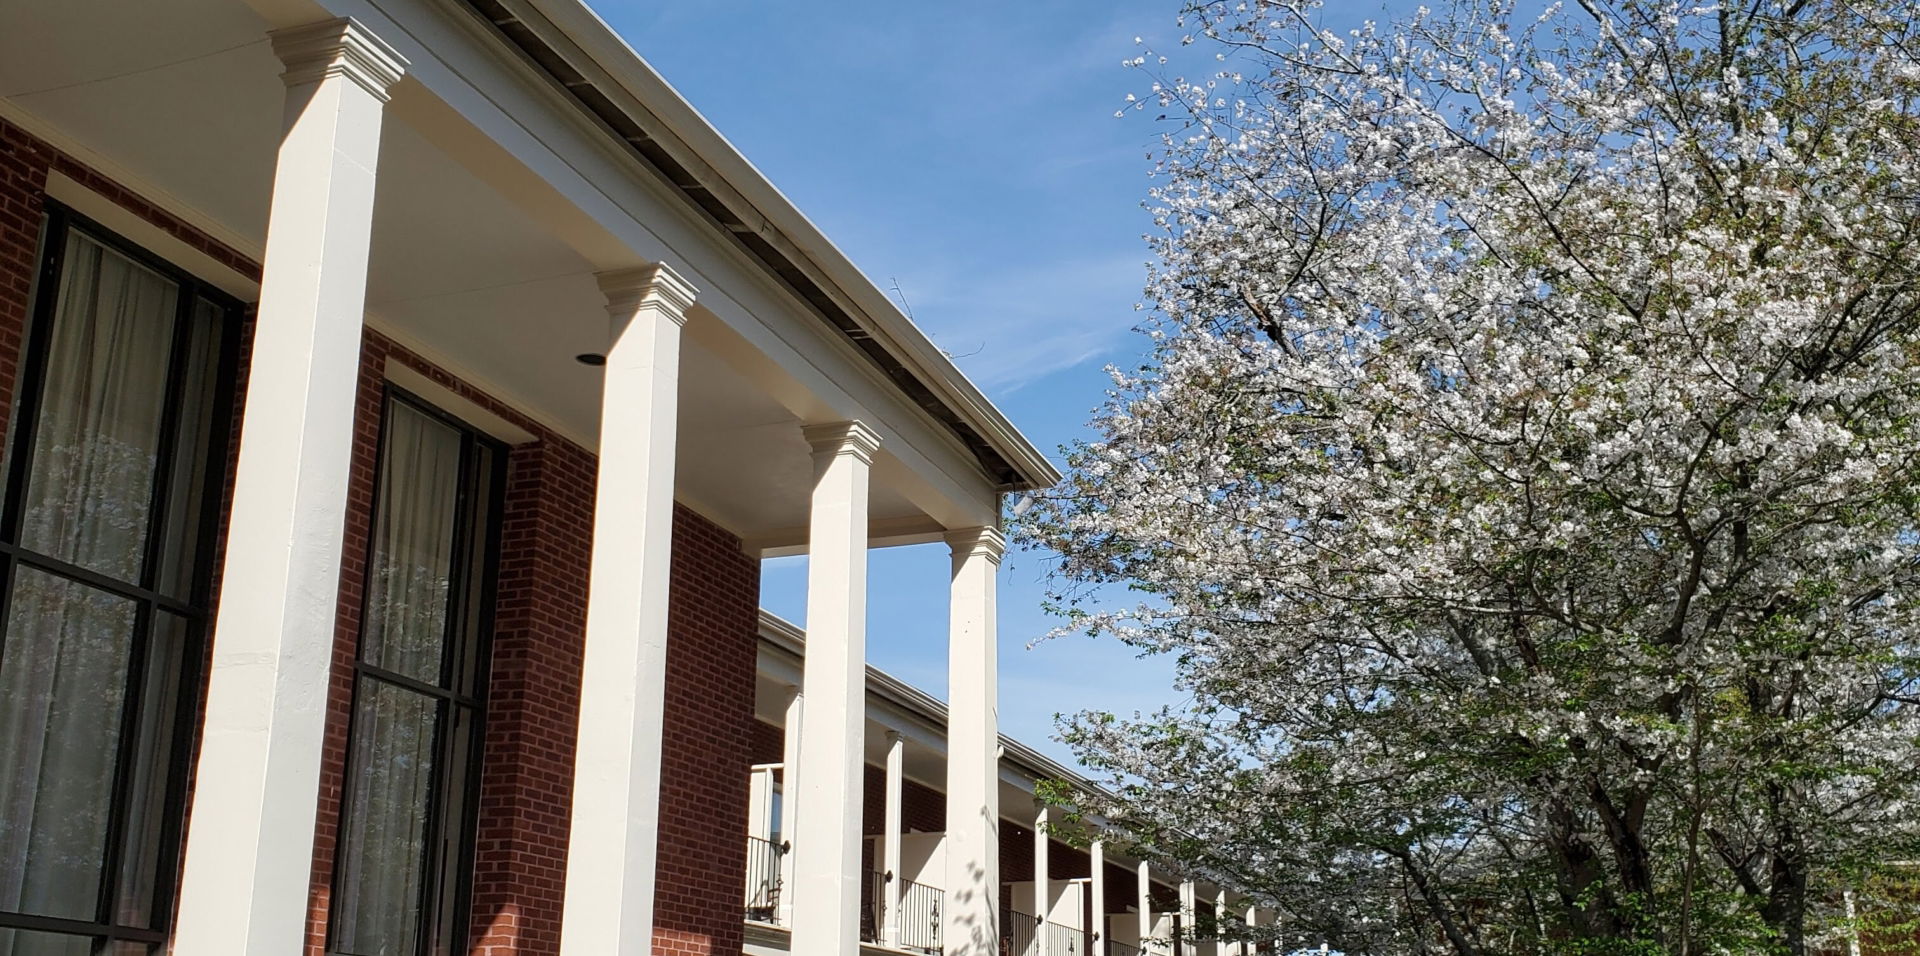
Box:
[270, 17, 408, 101]
[885, 728, 904, 745]
[803, 420, 882, 464]
[597, 262, 698, 326]
[946, 525, 1006, 564]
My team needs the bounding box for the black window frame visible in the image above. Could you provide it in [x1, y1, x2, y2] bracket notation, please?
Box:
[0, 200, 245, 950]
[325, 386, 505, 956]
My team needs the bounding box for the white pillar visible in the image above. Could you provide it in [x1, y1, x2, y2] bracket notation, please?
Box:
[1179, 881, 1197, 956]
[748, 765, 778, 842]
[1034, 803, 1052, 956]
[944, 526, 1003, 956]
[1214, 891, 1229, 956]
[558, 263, 697, 955]
[1243, 904, 1259, 956]
[779, 686, 804, 925]
[173, 18, 403, 954]
[790, 422, 880, 956]
[1091, 841, 1108, 956]
[882, 730, 906, 948]
[1137, 862, 1153, 949]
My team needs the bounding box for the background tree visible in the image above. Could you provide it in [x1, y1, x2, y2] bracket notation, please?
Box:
[1025, 2, 1920, 953]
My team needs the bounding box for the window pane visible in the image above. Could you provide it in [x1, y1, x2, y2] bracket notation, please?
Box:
[155, 298, 226, 599]
[0, 569, 137, 921]
[426, 705, 478, 954]
[18, 231, 179, 582]
[361, 402, 464, 684]
[115, 612, 189, 927]
[0, 928, 92, 956]
[333, 678, 441, 956]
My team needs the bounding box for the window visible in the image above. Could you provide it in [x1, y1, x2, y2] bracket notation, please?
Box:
[328, 392, 502, 956]
[0, 206, 240, 954]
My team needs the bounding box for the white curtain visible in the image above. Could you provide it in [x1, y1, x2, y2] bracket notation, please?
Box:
[333, 400, 464, 956]
[360, 402, 462, 682]
[0, 230, 178, 938]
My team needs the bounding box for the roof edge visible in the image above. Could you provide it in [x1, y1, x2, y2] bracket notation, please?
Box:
[462, 0, 1062, 491]
[757, 611, 1097, 794]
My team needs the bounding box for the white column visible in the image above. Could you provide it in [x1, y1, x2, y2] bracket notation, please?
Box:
[1034, 803, 1052, 956]
[944, 526, 1003, 956]
[790, 422, 880, 956]
[882, 730, 906, 948]
[1091, 841, 1108, 956]
[779, 686, 804, 925]
[748, 765, 778, 842]
[558, 263, 697, 955]
[1179, 881, 1197, 956]
[1243, 904, 1259, 956]
[173, 18, 403, 954]
[1214, 891, 1229, 956]
[1137, 863, 1153, 951]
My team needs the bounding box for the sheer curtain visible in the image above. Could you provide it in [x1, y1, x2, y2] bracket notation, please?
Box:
[0, 231, 177, 933]
[333, 401, 464, 955]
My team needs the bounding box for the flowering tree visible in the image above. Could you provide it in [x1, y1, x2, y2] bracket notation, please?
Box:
[1025, 2, 1920, 953]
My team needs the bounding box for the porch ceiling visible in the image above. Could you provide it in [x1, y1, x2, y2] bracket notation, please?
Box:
[0, 0, 936, 544]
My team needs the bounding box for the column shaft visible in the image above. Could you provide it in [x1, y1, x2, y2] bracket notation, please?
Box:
[883, 731, 905, 947]
[779, 687, 804, 925]
[1034, 804, 1051, 956]
[559, 263, 698, 955]
[943, 526, 1003, 956]
[1091, 841, 1107, 956]
[173, 18, 403, 953]
[1217, 891, 1230, 956]
[748, 766, 778, 842]
[790, 422, 880, 956]
[1180, 881, 1197, 956]
[1137, 863, 1153, 951]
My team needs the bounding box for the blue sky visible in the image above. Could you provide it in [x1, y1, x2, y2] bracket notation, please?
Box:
[594, 1, 1390, 766]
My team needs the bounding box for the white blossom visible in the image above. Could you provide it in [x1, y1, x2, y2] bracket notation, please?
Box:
[1029, 2, 1920, 953]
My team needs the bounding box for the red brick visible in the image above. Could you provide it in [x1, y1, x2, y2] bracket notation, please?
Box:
[0, 119, 761, 956]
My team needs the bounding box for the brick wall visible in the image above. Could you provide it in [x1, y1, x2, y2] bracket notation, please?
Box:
[469, 436, 596, 955]
[749, 719, 784, 766]
[861, 763, 949, 837]
[0, 117, 763, 956]
[301, 332, 765, 956]
[0, 120, 47, 435]
[654, 507, 761, 956]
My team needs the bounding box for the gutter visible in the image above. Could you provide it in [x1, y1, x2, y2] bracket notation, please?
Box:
[450, 0, 1062, 492]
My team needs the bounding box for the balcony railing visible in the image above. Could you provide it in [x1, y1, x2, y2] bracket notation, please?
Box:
[894, 876, 944, 953]
[744, 834, 786, 924]
[998, 911, 1096, 956]
[1106, 939, 1140, 956]
[1001, 908, 1036, 956]
[1044, 919, 1089, 956]
[859, 870, 945, 953]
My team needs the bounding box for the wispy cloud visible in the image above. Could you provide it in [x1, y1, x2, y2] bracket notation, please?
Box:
[998, 634, 1184, 769]
[903, 251, 1152, 393]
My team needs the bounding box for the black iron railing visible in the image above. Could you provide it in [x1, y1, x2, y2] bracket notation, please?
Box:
[1045, 919, 1088, 956]
[862, 869, 885, 942]
[1001, 908, 1037, 956]
[743, 835, 785, 924]
[860, 870, 946, 953]
[894, 876, 944, 953]
[998, 912, 1098, 956]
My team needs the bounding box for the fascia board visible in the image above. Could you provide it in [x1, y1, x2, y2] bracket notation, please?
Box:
[500, 0, 1059, 491]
